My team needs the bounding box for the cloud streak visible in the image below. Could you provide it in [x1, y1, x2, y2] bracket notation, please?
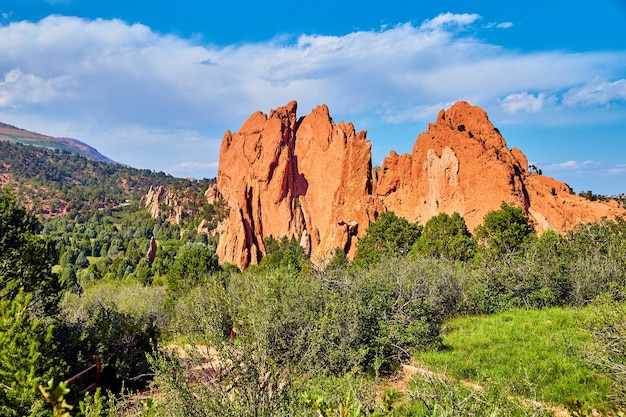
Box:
[0, 14, 624, 180]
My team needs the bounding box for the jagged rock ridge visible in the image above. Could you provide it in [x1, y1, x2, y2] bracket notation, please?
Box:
[216, 101, 381, 268]
[215, 101, 626, 269]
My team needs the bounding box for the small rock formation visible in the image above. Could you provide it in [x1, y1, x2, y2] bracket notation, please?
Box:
[146, 236, 157, 264]
[213, 100, 626, 269]
[141, 185, 183, 224]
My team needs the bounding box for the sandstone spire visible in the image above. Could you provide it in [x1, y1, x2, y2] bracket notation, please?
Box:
[216, 101, 380, 268]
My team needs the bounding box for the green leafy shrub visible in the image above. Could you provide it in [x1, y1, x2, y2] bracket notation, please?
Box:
[0, 188, 62, 317]
[583, 294, 626, 408]
[0, 291, 62, 417]
[353, 211, 421, 267]
[166, 242, 220, 295]
[409, 212, 476, 261]
[475, 202, 534, 263]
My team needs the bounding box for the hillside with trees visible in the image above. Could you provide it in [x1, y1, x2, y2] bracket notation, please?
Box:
[0, 140, 215, 219]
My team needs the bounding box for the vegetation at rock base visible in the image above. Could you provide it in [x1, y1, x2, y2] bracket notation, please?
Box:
[1, 143, 625, 415]
[409, 212, 476, 261]
[353, 211, 422, 267]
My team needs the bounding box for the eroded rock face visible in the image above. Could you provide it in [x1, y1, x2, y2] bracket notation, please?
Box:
[214, 100, 626, 269]
[141, 185, 183, 224]
[376, 101, 530, 232]
[216, 101, 380, 268]
[375, 101, 626, 233]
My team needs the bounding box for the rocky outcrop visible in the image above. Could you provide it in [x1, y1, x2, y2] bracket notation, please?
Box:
[375, 101, 626, 233]
[376, 102, 530, 232]
[214, 100, 626, 269]
[146, 236, 157, 264]
[216, 101, 381, 268]
[141, 185, 183, 224]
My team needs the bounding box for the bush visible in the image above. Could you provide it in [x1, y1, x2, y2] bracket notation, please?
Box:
[409, 212, 476, 261]
[583, 294, 626, 408]
[475, 202, 534, 262]
[77, 303, 159, 390]
[311, 257, 461, 373]
[354, 211, 421, 267]
[0, 291, 62, 416]
[59, 281, 164, 391]
[166, 243, 220, 295]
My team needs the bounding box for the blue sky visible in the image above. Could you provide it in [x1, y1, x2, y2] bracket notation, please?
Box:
[1, 0, 625, 195]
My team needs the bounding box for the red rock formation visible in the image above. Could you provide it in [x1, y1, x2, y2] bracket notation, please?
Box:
[216, 101, 381, 268]
[376, 101, 626, 233]
[376, 101, 530, 232]
[146, 236, 157, 264]
[214, 100, 626, 269]
[141, 185, 183, 224]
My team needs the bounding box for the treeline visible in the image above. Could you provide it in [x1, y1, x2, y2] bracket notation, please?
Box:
[1, 187, 625, 416]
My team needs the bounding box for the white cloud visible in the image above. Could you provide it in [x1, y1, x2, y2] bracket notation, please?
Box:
[420, 12, 481, 31]
[0, 68, 64, 107]
[547, 160, 598, 170]
[485, 21, 514, 29]
[562, 78, 626, 106]
[500, 92, 554, 113]
[0, 14, 624, 179]
[167, 161, 219, 173]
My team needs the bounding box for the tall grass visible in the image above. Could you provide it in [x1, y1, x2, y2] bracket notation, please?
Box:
[413, 307, 613, 411]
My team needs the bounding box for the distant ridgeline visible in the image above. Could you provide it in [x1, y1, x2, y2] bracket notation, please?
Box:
[0, 121, 116, 163]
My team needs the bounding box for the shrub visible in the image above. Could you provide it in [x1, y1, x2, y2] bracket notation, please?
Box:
[166, 242, 220, 295]
[354, 211, 421, 267]
[583, 294, 626, 408]
[475, 202, 534, 262]
[0, 291, 62, 416]
[409, 212, 476, 261]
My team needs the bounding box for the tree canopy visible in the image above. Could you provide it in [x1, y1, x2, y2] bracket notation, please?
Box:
[409, 212, 476, 261]
[0, 188, 61, 316]
[475, 202, 534, 259]
[354, 211, 422, 267]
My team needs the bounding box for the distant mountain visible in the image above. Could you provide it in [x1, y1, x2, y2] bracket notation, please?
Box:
[0, 122, 116, 164]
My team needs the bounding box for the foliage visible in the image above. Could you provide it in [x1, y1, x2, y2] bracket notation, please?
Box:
[39, 379, 72, 417]
[0, 188, 61, 316]
[409, 212, 476, 261]
[475, 202, 534, 261]
[578, 190, 610, 202]
[302, 376, 390, 417]
[61, 301, 159, 391]
[166, 242, 220, 295]
[149, 340, 302, 416]
[353, 211, 422, 267]
[0, 291, 61, 417]
[583, 295, 626, 408]
[258, 235, 308, 272]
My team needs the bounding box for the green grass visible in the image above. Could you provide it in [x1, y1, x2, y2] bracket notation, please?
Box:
[413, 307, 612, 411]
